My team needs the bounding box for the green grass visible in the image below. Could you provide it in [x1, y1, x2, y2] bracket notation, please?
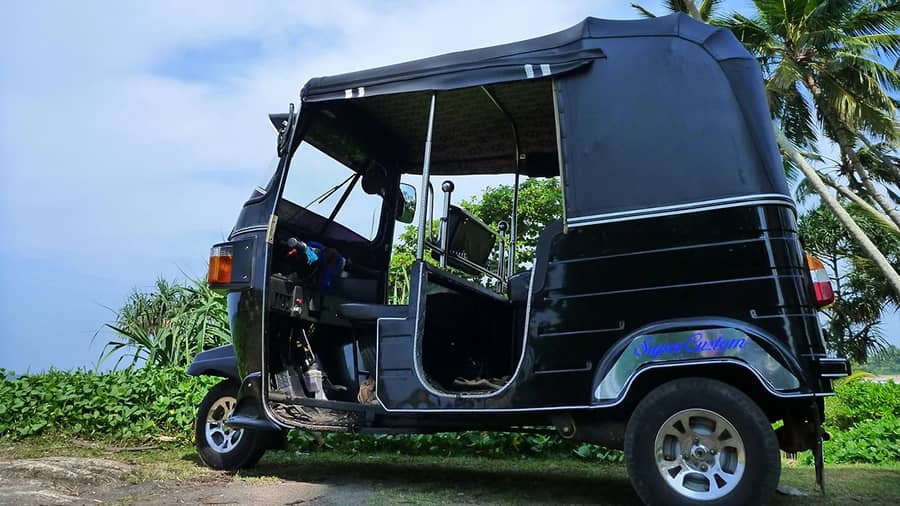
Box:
[2, 437, 899, 504]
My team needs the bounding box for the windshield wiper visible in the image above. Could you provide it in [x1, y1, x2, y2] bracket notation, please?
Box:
[321, 173, 362, 234]
[304, 173, 355, 208]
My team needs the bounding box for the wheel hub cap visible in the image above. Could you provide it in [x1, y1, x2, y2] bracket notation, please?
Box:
[653, 408, 746, 501]
[204, 396, 244, 454]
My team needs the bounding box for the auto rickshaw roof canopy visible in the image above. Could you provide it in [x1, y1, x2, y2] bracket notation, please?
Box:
[296, 13, 791, 225]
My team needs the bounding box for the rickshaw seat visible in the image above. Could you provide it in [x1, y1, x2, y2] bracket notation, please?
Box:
[337, 303, 408, 322]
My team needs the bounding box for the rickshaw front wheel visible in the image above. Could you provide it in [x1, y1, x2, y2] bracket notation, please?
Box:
[195, 379, 268, 470]
[624, 378, 780, 505]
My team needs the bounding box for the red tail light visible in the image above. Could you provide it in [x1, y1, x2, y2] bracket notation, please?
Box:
[806, 253, 834, 308]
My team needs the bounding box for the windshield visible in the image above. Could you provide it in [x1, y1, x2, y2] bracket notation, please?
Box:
[280, 142, 383, 241]
[246, 155, 280, 201]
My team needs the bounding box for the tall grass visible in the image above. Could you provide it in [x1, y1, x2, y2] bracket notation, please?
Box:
[99, 277, 230, 369]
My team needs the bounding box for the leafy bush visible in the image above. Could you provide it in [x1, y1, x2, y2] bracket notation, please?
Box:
[3, 366, 896, 465]
[825, 378, 900, 432]
[286, 430, 623, 462]
[824, 416, 900, 464]
[0, 367, 216, 441]
[0, 366, 621, 461]
[809, 378, 900, 464]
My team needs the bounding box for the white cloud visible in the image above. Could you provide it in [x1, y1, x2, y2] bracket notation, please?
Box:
[0, 1, 651, 370]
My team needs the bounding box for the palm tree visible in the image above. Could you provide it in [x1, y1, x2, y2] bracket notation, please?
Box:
[720, 1, 900, 228]
[637, 0, 900, 298]
[631, 0, 719, 20]
[778, 129, 900, 296]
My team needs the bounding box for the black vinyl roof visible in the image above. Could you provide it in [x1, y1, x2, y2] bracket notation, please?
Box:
[300, 20, 604, 103]
[296, 13, 791, 224]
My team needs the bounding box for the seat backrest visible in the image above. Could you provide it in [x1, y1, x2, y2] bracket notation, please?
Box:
[433, 205, 496, 275]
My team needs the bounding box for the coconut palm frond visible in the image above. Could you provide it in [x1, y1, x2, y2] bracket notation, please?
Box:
[699, 0, 724, 21]
[630, 3, 657, 18]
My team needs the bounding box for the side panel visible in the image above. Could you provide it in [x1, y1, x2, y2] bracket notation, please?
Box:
[527, 204, 824, 404]
[376, 204, 824, 412]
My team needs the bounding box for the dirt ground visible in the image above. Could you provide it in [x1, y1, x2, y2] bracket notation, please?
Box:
[1, 442, 899, 505]
[0, 455, 374, 505]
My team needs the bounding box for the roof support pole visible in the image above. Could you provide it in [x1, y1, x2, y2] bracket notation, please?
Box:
[509, 170, 519, 275]
[481, 86, 520, 276]
[415, 94, 437, 261]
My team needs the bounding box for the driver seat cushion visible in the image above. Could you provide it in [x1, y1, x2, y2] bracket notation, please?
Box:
[507, 270, 531, 303]
[338, 303, 408, 322]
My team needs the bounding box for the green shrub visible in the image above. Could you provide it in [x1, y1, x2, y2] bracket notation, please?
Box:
[811, 379, 900, 464]
[824, 416, 900, 464]
[286, 430, 623, 462]
[0, 366, 621, 461]
[825, 378, 900, 432]
[0, 367, 217, 442]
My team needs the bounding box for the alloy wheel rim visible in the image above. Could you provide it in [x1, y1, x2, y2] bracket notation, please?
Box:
[204, 396, 244, 453]
[653, 408, 746, 501]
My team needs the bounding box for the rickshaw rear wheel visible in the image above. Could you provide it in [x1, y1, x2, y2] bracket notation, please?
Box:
[195, 379, 268, 470]
[623, 378, 780, 505]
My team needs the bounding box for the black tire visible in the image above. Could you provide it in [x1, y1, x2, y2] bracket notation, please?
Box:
[195, 379, 268, 470]
[624, 378, 780, 506]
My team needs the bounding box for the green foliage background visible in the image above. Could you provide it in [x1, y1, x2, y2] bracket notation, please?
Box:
[0, 367, 217, 441]
[2, 367, 897, 465]
[799, 204, 900, 363]
[99, 277, 230, 369]
[815, 378, 900, 464]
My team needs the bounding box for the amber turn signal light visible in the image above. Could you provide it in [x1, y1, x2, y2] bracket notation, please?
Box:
[208, 245, 234, 285]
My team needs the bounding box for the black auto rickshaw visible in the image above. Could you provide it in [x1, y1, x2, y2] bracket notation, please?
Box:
[187, 13, 850, 505]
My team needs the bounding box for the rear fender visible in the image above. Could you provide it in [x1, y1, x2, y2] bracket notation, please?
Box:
[591, 317, 809, 406]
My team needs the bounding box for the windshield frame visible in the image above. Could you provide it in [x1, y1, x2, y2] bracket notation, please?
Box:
[277, 138, 388, 244]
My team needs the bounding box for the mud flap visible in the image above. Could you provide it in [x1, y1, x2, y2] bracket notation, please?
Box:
[814, 434, 825, 494]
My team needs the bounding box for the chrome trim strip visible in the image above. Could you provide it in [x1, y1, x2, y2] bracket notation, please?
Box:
[544, 274, 782, 302]
[569, 193, 792, 222]
[534, 363, 593, 375]
[567, 195, 795, 228]
[229, 225, 269, 239]
[537, 321, 624, 338]
[553, 238, 764, 265]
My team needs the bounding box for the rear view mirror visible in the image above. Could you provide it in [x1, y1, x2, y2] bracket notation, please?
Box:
[397, 183, 417, 223]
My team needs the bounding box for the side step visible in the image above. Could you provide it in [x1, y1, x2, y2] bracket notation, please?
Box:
[268, 394, 384, 431]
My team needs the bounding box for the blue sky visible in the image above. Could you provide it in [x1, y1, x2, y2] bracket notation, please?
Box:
[1, 1, 896, 373]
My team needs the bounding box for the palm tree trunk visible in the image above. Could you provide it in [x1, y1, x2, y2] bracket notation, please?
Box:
[819, 174, 900, 232]
[802, 75, 900, 229]
[679, 0, 900, 296]
[776, 129, 900, 299]
[683, 0, 702, 20]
